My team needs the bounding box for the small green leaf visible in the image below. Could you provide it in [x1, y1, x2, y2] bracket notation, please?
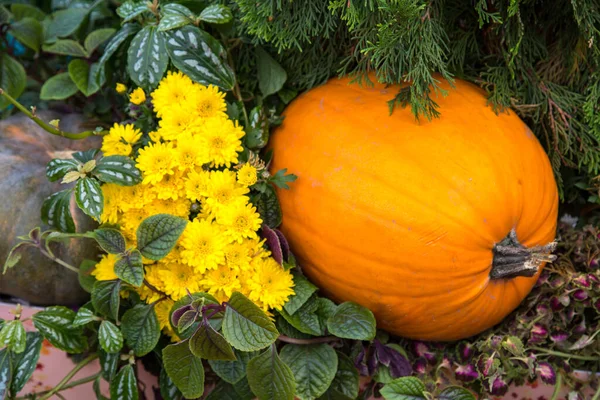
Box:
[78, 259, 97, 293]
[93, 155, 142, 186]
[163, 340, 205, 399]
[222, 292, 279, 352]
[46, 158, 79, 182]
[41, 189, 75, 233]
[319, 352, 359, 400]
[208, 349, 259, 384]
[205, 381, 241, 400]
[91, 280, 121, 321]
[10, 332, 42, 393]
[110, 365, 138, 400]
[136, 214, 187, 260]
[198, 4, 232, 24]
[75, 177, 103, 221]
[327, 302, 376, 341]
[99, 349, 119, 382]
[270, 168, 298, 190]
[279, 297, 323, 336]
[0, 349, 11, 399]
[10, 4, 45, 21]
[280, 344, 338, 400]
[117, 0, 149, 22]
[94, 229, 127, 254]
[40, 73, 79, 101]
[438, 386, 477, 400]
[0, 321, 26, 353]
[0, 54, 26, 110]
[256, 46, 287, 97]
[45, 7, 89, 41]
[68, 59, 99, 97]
[158, 4, 193, 32]
[32, 306, 87, 353]
[189, 320, 236, 360]
[284, 272, 318, 315]
[114, 249, 144, 287]
[73, 149, 100, 164]
[160, 368, 181, 400]
[127, 25, 168, 89]
[247, 346, 296, 400]
[72, 307, 96, 326]
[380, 377, 426, 400]
[43, 40, 88, 57]
[121, 304, 160, 356]
[252, 185, 283, 228]
[84, 28, 116, 55]
[9, 17, 43, 52]
[94, 24, 140, 84]
[169, 292, 220, 339]
[2, 242, 32, 274]
[502, 336, 525, 356]
[99, 320, 123, 353]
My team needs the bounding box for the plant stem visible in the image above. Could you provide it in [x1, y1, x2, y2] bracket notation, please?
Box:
[550, 373, 562, 400]
[530, 346, 600, 361]
[37, 354, 99, 400]
[222, 36, 249, 128]
[0, 89, 108, 140]
[592, 386, 600, 400]
[278, 335, 339, 345]
[38, 248, 79, 273]
[18, 373, 101, 400]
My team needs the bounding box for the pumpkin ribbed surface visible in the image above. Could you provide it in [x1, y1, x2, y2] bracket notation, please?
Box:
[269, 77, 558, 341]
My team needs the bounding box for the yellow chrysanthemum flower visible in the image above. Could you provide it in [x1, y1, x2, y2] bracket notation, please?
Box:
[205, 170, 249, 211]
[129, 88, 146, 105]
[136, 142, 177, 185]
[248, 257, 295, 311]
[147, 198, 191, 218]
[137, 264, 166, 304]
[184, 169, 210, 202]
[158, 262, 201, 300]
[100, 183, 123, 224]
[176, 134, 210, 171]
[180, 219, 226, 273]
[158, 103, 201, 141]
[217, 202, 263, 243]
[101, 123, 142, 157]
[116, 83, 127, 94]
[151, 71, 196, 116]
[224, 241, 253, 270]
[198, 117, 244, 167]
[120, 208, 150, 241]
[92, 253, 118, 281]
[237, 164, 258, 187]
[200, 266, 241, 303]
[154, 299, 180, 341]
[152, 171, 186, 201]
[119, 184, 155, 212]
[190, 85, 227, 119]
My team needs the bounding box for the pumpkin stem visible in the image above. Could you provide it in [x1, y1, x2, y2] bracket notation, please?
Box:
[490, 230, 557, 280]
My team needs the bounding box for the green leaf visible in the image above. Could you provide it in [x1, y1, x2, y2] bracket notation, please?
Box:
[121, 304, 160, 356]
[45, 7, 89, 41]
[41, 189, 75, 233]
[208, 349, 258, 384]
[160, 368, 181, 400]
[43, 39, 88, 57]
[117, 0, 149, 22]
[0, 5, 11, 24]
[72, 307, 96, 326]
[68, 59, 99, 97]
[169, 292, 220, 339]
[163, 340, 205, 399]
[318, 352, 359, 400]
[280, 344, 338, 400]
[99, 320, 123, 353]
[94, 23, 140, 84]
[198, 4, 232, 24]
[165, 25, 235, 90]
[189, 319, 236, 360]
[252, 185, 283, 228]
[93, 155, 142, 186]
[46, 158, 79, 182]
[327, 302, 376, 341]
[110, 365, 138, 400]
[10, 332, 42, 393]
[279, 297, 323, 336]
[73, 149, 100, 164]
[91, 280, 121, 321]
[40, 73, 79, 101]
[379, 377, 426, 400]
[222, 292, 279, 352]
[502, 336, 525, 356]
[438, 387, 477, 400]
[114, 249, 144, 287]
[84, 28, 116, 54]
[94, 229, 127, 254]
[0, 349, 11, 400]
[10, 4, 45, 21]
[316, 298, 337, 327]
[75, 177, 103, 221]
[205, 381, 241, 400]
[78, 259, 97, 293]
[0, 321, 26, 353]
[247, 346, 296, 400]
[99, 349, 119, 382]
[276, 315, 313, 340]
[270, 168, 298, 190]
[234, 378, 255, 400]
[9, 17, 43, 52]
[127, 25, 168, 89]
[0, 54, 26, 110]
[136, 214, 187, 260]
[256, 46, 287, 97]
[284, 272, 318, 316]
[2, 242, 32, 274]
[158, 3, 193, 32]
[32, 306, 87, 353]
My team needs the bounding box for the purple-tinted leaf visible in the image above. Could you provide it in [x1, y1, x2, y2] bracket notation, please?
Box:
[476, 354, 498, 377]
[177, 310, 198, 332]
[550, 330, 569, 343]
[573, 276, 591, 288]
[455, 364, 478, 382]
[537, 270, 550, 285]
[413, 358, 427, 374]
[535, 303, 550, 315]
[572, 289, 588, 301]
[261, 224, 283, 265]
[412, 341, 435, 362]
[374, 341, 411, 378]
[536, 362, 556, 384]
[171, 305, 193, 327]
[489, 376, 508, 395]
[550, 276, 566, 288]
[531, 323, 548, 337]
[489, 336, 503, 350]
[550, 296, 564, 311]
[594, 298, 600, 313]
[354, 346, 368, 376]
[573, 318, 587, 335]
[366, 347, 378, 376]
[569, 334, 593, 350]
[274, 229, 289, 261]
[588, 273, 599, 284]
[456, 342, 473, 362]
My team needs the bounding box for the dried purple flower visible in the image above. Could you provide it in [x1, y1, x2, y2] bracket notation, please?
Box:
[535, 303, 550, 315]
[531, 323, 548, 337]
[536, 362, 556, 385]
[455, 364, 479, 382]
[413, 341, 435, 362]
[550, 296, 564, 311]
[413, 358, 427, 374]
[549, 276, 566, 288]
[572, 275, 591, 288]
[489, 376, 508, 395]
[572, 289, 588, 301]
[550, 329, 569, 343]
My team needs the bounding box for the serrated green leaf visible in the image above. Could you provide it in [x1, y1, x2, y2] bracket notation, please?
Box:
[94, 23, 140, 84]
[276, 315, 314, 340]
[327, 302, 376, 341]
[252, 185, 282, 228]
[9, 17, 43, 52]
[270, 168, 298, 190]
[117, 0, 149, 22]
[208, 349, 259, 384]
[160, 368, 181, 400]
[0, 349, 11, 400]
[222, 292, 279, 352]
[85, 28, 116, 54]
[233, 378, 254, 400]
[91, 280, 121, 321]
[279, 297, 323, 336]
[68, 59, 99, 97]
[158, 3, 193, 31]
[189, 320, 236, 360]
[0, 321, 26, 353]
[136, 214, 187, 260]
[284, 272, 318, 315]
[165, 25, 235, 90]
[75, 177, 103, 221]
[121, 304, 160, 356]
[78, 259, 97, 293]
[438, 386, 476, 400]
[114, 249, 144, 287]
[45, 7, 89, 41]
[380, 377, 426, 400]
[127, 25, 168, 89]
[256, 46, 287, 97]
[198, 4, 232, 24]
[32, 306, 87, 353]
[205, 381, 241, 400]
[99, 320, 123, 353]
[281, 344, 338, 400]
[318, 352, 359, 400]
[46, 158, 79, 182]
[502, 336, 525, 356]
[94, 229, 126, 254]
[99, 349, 119, 382]
[72, 307, 96, 326]
[43, 39, 88, 57]
[247, 346, 296, 400]
[2, 242, 32, 274]
[10, 332, 42, 393]
[40, 73, 79, 101]
[10, 4, 45, 21]
[93, 155, 142, 186]
[110, 365, 138, 400]
[163, 340, 205, 399]
[0, 54, 26, 110]
[41, 189, 75, 233]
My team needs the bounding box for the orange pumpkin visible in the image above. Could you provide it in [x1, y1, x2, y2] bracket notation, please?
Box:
[269, 77, 558, 341]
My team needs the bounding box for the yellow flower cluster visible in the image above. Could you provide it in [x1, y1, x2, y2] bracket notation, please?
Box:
[95, 72, 294, 338]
